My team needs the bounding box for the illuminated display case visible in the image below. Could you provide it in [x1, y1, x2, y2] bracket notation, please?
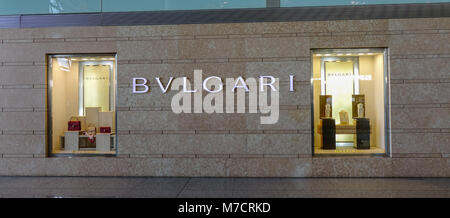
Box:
[311, 48, 388, 155]
[48, 54, 117, 156]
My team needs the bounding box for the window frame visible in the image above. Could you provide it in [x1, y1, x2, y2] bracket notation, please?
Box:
[46, 53, 118, 157]
[310, 48, 391, 157]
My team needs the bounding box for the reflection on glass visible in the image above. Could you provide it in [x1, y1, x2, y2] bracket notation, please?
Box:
[102, 0, 266, 12]
[281, 0, 450, 7]
[49, 55, 116, 155]
[312, 49, 387, 155]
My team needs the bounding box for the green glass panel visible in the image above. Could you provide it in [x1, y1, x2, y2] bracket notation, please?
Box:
[0, 0, 101, 15]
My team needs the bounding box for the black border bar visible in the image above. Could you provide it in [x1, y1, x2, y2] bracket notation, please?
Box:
[0, 3, 449, 29]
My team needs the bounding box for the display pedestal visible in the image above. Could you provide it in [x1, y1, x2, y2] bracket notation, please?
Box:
[354, 118, 370, 149]
[64, 131, 79, 151]
[321, 118, 336, 150]
[96, 133, 111, 151]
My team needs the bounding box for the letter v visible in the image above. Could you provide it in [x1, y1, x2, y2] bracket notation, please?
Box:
[155, 77, 174, 93]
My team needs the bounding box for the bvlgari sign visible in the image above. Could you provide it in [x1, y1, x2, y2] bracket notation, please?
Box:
[132, 70, 297, 124]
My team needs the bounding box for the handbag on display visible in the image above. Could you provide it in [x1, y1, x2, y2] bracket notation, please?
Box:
[99, 126, 111, 133]
[68, 117, 81, 131]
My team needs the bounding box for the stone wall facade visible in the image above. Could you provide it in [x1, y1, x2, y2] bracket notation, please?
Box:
[0, 17, 448, 177]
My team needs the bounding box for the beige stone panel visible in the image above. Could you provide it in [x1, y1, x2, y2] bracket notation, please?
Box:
[390, 57, 450, 80]
[247, 21, 329, 34]
[117, 22, 288, 37]
[246, 133, 311, 155]
[245, 37, 309, 58]
[192, 134, 246, 154]
[42, 157, 92, 176]
[226, 158, 312, 177]
[118, 83, 310, 108]
[0, 158, 46, 176]
[174, 113, 247, 131]
[117, 111, 175, 130]
[117, 62, 246, 84]
[388, 18, 450, 31]
[327, 19, 388, 32]
[278, 84, 310, 106]
[391, 83, 450, 105]
[391, 133, 450, 154]
[0, 112, 45, 130]
[117, 40, 177, 60]
[0, 41, 116, 63]
[391, 108, 450, 129]
[392, 158, 448, 177]
[246, 109, 310, 130]
[0, 89, 44, 107]
[118, 134, 246, 155]
[245, 61, 311, 82]
[118, 87, 176, 107]
[84, 157, 135, 176]
[177, 38, 245, 59]
[0, 66, 46, 84]
[117, 25, 186, 37]
[0, 26, 117, 40]
[310, 34, 388, 49]
[389, 34, 450, 55]
[312, 158, 393, 177]
[117, 110, 247, 130]
[123, 158, 163, 176]
[0, 135, 45, 154]
[161, 158, 227, 177]
[118, 134, 168, 155]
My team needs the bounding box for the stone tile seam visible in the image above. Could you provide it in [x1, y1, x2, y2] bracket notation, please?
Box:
[388, 79, 450, 84]
[1, 28, 449, 43]
[390, 128, 448, 133]
[1, 54, 449, 66]
[0, 130, 46, 135]
[0, 108, 47, 112]
[3, 155, 448, 160]
[120, 106, 312, 111]
[390, 104, 450, 108]
[119, 104, 447, 111]
[113, 129, 312, 135]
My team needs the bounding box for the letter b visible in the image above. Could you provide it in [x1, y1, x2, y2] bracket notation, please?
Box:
[132, 77, 149, 93]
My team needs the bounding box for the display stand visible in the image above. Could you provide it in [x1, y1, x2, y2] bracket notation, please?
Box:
[354, 118, 370, 149]
[321, 118, 336, 150]
[96, 133, 111, 151]
[64, 131, 79, 151]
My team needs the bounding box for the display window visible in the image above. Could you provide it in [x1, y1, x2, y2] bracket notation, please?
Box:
[47, 54, 117, 156]
[311, 48, 389, 155]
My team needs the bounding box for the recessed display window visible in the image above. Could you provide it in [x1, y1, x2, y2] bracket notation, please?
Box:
[311, 48, 389, 155]
[47, 54, 117, 156]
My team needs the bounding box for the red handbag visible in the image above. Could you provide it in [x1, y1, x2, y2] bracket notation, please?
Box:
[100, 126, 111, 133]
[68, 117, 81, 131]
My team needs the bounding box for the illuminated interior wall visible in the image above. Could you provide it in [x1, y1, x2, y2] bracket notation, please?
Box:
[374, 54, 385, 150]
[83, 65, 111, 113]
[51, 59, 79, 151]
[324, 61, 354, 142]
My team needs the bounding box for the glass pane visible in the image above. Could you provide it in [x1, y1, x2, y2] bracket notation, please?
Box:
[49, 55, 116, 155]
[312, 49, 387, 155]
[102, 0, 266, 12]
[281, 0, 450, 7]
[0, 0, 101, 15]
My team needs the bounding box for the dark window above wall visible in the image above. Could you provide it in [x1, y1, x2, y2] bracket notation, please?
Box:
[0, 1, 449, 28]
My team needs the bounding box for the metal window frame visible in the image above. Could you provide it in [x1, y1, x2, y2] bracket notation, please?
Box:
[46, 53, 118, 157]
[310, 48, 390, 157]
[1, 3, 449, 28]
